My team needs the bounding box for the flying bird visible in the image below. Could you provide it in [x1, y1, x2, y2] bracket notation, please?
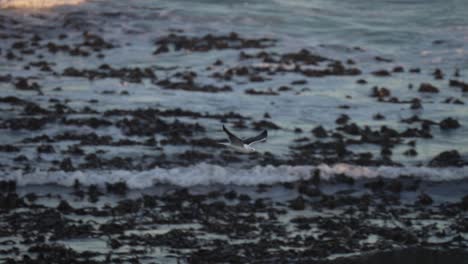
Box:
[221, 125, 267, 153]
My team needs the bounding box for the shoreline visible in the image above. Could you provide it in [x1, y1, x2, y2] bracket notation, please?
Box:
[1, 177, 467, 262]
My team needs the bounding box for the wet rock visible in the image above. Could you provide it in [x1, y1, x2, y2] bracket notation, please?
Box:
[153, 44, 169, 54]
[155, 33, 276, 53]
[439, 118, 460, 129]
[335, 114, 350, 125]
[461, 195, 468, 210]
[252, 120, 280, 130]
[57, 200, 74, 213]
[14, 155, 28, 162]
[433, 68, 444, 79]
[312, 126, 328, 138]
[410, 98, 422, 109]
[403, 149, 418, 156]
[157, 79, 231, 93]
[289, 196, 306, 210]
[418, 83, 439, 93]
[0, 193, 22, 210]
[372, 69, 391, 77]
[291, 80, 307, 85]
[375, 56, 393, 63]
[37, 145, 55, 153]
[449, 79, 468, 92]
[334, 174, 355, 185]
[418, 193, 433, 205]
[0, 145, 20, 152]
[277, 86, 293, 92]
[106, 182, 128, 196]
[59, 158, 74, 171]
[0, 96, 28, 105]
[245, 88, 277, 95]
[0, 117, 50, 130]
[14, 77, 41, 91]
[0, 180, 16, 192]
[371, 86, 391, 98]
[429, 150, 464, 167]
[373, 113, 385, 120]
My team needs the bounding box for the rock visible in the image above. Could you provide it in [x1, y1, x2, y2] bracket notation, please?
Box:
[252, 120, 280, 130]
[60, 158, 74, 171]
[106, 182, 128, 195]
[418, 193, 433, 205]
[433, 68, 444, 79]
[410, 98, 422, 109]
[429, 150, 464, 167]
[403, 149, 418, 156]
[439, 118, 460, 129]
[418, 83, 439, 93]
[289, 196, 306, 210]
[461, 195, 468, 210]
[291, 80, 307, 85]
[57, 200, 74, 212]
[371, 86, 391, 98]
[335, 114, 350, 125]
[373, 113, 385, 120]
[312, 126, 328, 138]
[372, 69, 391, 76]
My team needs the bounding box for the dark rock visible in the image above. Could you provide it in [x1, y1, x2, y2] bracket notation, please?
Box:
[37, 145, 55, 153]
[335, 114, 350, 125]
[289, 196, 306, 210]
[439, 118, 460, 129]
[57, 200, 74, 212]
[0, 145, 20, 152]
[252, 120, 280, 130]
[418, 193, 433, 205]
[403, 149, 418, 156]
[429, 150, 464, 167]
[433, 68, 444, 79]
[418, 83, 439, 93]
[60, 158, 74, 171]
[371, 86, 391, 98]
[106, 182, 128, 195]
[461, 195, 468, 210]
[372, 69, 391, 77]
[373, 113, 385, 120]
[245, 88, 278, 96]
[312, 126, 328, 138]
[449, 79, 468, 92]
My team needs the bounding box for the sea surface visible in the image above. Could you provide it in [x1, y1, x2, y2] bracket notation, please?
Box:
[0, 0, 468, 186]
[1, 1, 468, 263]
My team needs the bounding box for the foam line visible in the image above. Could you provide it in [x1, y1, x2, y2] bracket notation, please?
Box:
[3, 163, 468, 188]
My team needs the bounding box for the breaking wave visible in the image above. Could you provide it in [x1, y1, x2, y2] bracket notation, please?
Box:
[3, 163, 468, 188]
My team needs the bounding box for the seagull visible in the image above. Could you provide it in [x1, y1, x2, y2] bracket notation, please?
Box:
[221, 125, 267, 153]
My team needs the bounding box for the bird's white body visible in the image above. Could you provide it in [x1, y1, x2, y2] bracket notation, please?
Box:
[220, 143, 256, 153]
[220, 125, 267, 154]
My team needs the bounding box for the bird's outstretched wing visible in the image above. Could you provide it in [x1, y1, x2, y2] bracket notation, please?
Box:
[243, 130, 267, 145]
[223, 125, 244, 146]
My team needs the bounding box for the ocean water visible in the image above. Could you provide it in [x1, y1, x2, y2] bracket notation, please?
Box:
[0, 0, 468, 187]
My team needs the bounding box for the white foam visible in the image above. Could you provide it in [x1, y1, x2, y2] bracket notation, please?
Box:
[2, 163, 468, 188]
